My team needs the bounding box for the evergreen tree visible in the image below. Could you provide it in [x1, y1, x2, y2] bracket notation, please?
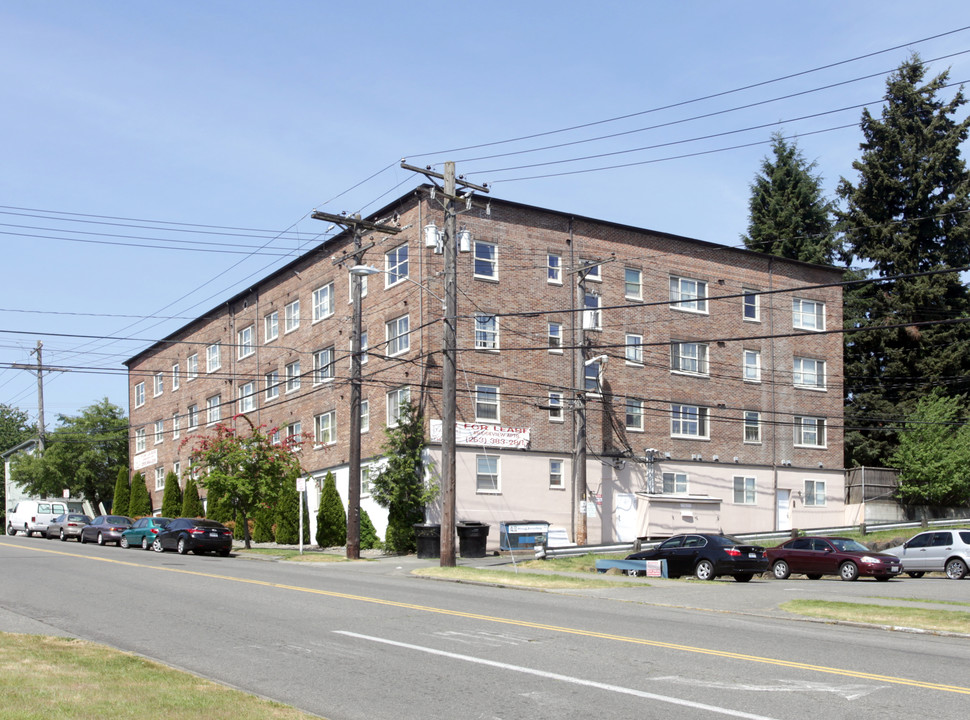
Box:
[181, 475, 205, 518]
[370, 402, 437, 554]
[274, 476, 303, 544]
[111, 467, 130, 516]
[203, 483, 230, 522]
[742, 132, 836, 264]
[160, 471, 182, 518]
[359, 507, 382, 551]
[127, 472, 152, 517]
[838, 54, 970, 467]
[315, 472, 347, 548]
[252, 504, 275, 543]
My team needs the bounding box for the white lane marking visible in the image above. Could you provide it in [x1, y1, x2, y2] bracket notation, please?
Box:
[653, 676, 881, 701]
[335, 631, 783, 720]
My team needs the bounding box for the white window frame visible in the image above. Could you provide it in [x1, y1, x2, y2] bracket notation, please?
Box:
[153, 419, 164, 445]
[793, 357, 826, 390]
[805, 479, 827, 506]
[206, 395, 221, 426]
[238, 381, 256, 413]
[671, 342, 709, 376]
[794, 416, 826, 448]
[548, 392, 564, 423]
[386, 386, 410, 427]
[548, 322, 563, 353]
[206, 343, 221, 373]
[662, 472, 688, 494]
[360, 464, 372, 497]
[733, 476, 756, 504]
[284, 299, 300, 334]
[476, 454, 500, 493]
[171, 363, 180, 391]
[792, 297, 825, 331]
[743, 349, 761, 383]
[187, 404, 198, 431]
[671, 404, 709, 439]
[386, 315, 410, 356]
[134, 382, 145, 408]
[669, 276, 708, 314]
[584, 361, 603, 396]
[285, 361, 301, 393]
[172, 412, 180, 441]
[625, 268, 642, 300]
[359, 331, 369, 365]
[312, 283, 335, 323]
[264, 310, 279, 342]
[186, 353, 198, 381]
[547, 253, 562, 285]
[314, 410, 337, 446]
[313, 347, 335, 384]
[742, 289, 760, 322]
[360, 399, 370, 434]
[237, 324, 255, 359]
[625, 334, 643, 365]
[474, 313, 499, 351]
[582, 261, 601, 282]
[744, 411, 761, 444]
[385, 244, 409, 287]
[549, 459, 564, 489]
[265, 370, 280, 401]
[155, 467, 166, 492]
[153, 372, 164, 397]
[625, 398, 644, 432]
[135, 427, 146, 454]
[474, 240, 497, 280]
[583, 291, 601, 331]
[475, 385, 500, 423]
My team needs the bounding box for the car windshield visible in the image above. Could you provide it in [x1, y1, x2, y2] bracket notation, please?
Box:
[69, 515, 89, 522]
[105, 516, 130, 524]
[193, 521, 224, 529]
[829, 538, 869, 552]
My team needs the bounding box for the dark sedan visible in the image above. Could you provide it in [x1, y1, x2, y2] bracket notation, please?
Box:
[151, 518, 233, 556]
[626, 533, 768, 581]
[45, 513, 91, 541]
[767, 536, 902, 581]
[79, 515, 133, 546]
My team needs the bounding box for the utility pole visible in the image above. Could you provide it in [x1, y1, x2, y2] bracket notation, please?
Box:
[11, 341, 69, 453]
[400, 160, 488, 567]
[311, 210, 400, 560]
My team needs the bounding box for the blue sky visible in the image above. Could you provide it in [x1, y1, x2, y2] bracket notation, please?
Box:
[1, 1, 969, 426]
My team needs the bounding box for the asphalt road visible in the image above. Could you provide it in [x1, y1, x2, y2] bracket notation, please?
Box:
[2, 536, 969, 720]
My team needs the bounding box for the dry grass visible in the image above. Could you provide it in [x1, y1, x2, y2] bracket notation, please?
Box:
[413, 564, 643, 589]
[779, 600, 970, 634]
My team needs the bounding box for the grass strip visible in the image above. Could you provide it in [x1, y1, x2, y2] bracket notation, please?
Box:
[780, 599, 970, 634]
[414, 565, 645, 589]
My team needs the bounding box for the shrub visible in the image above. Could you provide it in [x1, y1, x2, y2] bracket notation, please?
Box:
[315, 472, 346, 548]
[160, 471, 182, 518]
[127, 473, 153, 517]
[359, 508, 382, 550]
[111, 467, 130, 516]
[181, 475, 204, 518]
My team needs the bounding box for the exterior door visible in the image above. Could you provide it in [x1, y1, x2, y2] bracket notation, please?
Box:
[614, 494, 637, 542]
[776, 490, 791, 531]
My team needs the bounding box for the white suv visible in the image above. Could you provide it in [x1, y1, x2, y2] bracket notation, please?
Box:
[6, 500, 70, 537]
[884, 528, 970, 579]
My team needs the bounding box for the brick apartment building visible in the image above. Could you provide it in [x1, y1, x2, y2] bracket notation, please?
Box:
[124, 185, 845, 546]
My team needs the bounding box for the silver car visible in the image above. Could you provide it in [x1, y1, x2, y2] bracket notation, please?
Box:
[884, 528, 970, 579]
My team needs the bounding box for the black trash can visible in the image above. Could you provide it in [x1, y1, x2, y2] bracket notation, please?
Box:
[456, 521, 490, 558]
[413, 523, 441, 559]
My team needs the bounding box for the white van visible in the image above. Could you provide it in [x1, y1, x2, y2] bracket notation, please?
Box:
[6, 500, 70, 537]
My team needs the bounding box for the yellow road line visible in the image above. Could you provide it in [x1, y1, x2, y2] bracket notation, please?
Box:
[5, 540, 970, 695]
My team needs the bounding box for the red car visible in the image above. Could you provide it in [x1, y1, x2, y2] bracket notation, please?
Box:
[767, 536, 902, 581]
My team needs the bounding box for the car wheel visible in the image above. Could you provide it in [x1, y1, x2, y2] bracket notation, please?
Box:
[694, 559, 715, 581]
[772, 560, 791, 580]
[152, 538, 163, 553]
[97, 533, 105, 546]
[907, 571, 925, 578]
[24, 526, 32, 537]
[875, 576, 891, 582]
[177, 537, 188, 555]
[839, 561, 859, 581]
[58, 529, 65, 541]
[120, 535, 129, 549]
[79, 532, 87, 544]
[806, 574, 822, 580]
[5, 523, 14, 536]
[945, 558, 968, 580]
[142, 536, 150, 551]
[218, 549, 230, 557]
[733, 573, 753, 582]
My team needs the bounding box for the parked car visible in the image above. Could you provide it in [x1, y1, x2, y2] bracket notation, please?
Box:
[120, 517, 172, 550]
[6, 500, 71, 537]
[883, 528, 970, 579]
[152, 518, 233, 556]
[45, 513, 92, 541]
[626, 533, 768, 581]
[79, 515, 133, 546]
[767, 536, 901, 581]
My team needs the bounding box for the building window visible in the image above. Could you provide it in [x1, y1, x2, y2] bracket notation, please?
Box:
[134, 382, 145, 408]
[358, 331, 369, 365]
[733, 476, 756, 504]
[475, 385, 500, 423]
[743, 349, 761, 382]
[793, 357, 826, 389]
[625, 334, 643, 365]
[625, 268, 642, 300]
[153, 372, 164, 397]
[671, 342, 709, 375]
[794, 416, 826, 447]
[387, 386, 410, 427]
[285, 361, 301, 393]
[206, 395, 221, 425]
[582, 261, 601, 282]
[187, 404, 198, 430]
[743, 289, 760, 322]
[584, 361, 602, 395]
[313, 347, 335, 384]
[805, 479, 827, 506]
[348, 270, 368, 301]
[171, 363, 180, 391]
[625, 399, 644, 431]
[671, 404, 709, 438]
[662, 472, 688, 494]
[386, 315, 410, 356]
[238, 382, 256, 413]
[155, 467, 166, 492]
[547, 254, 562, 284]
[173, 461, 180, 478]
[386, 244, 409, 286]
[265, 370, 280, 401]
[474, 241, 497, 280]
[154, 419, 164, 445]
[312, 283, 335, 322]
[792, 298, 825, 331]
[583, 291, 601, 330]
[186, 353, 198, 381]
[474, 314, 499, 351]
[548, 322, 563, 353]
[285, 422, 302, 446]
[265, 311, 279, 342]
[744, 411, 761, 444]
[314, 411, 336, 446]
[206, 343, 221, 373]
[172, 412, 180, 440]
[548, 392, 563, 422]
[284, 299, 300, 333]
[237, 325, 255, 359]
[476, 455, 499, 493]
[360, 399, 370, 433]
[135, 428, 146, 454]
[360, 465, 372, 497]
[549, 459, 564, 489]
[670, 276, 708, 314]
